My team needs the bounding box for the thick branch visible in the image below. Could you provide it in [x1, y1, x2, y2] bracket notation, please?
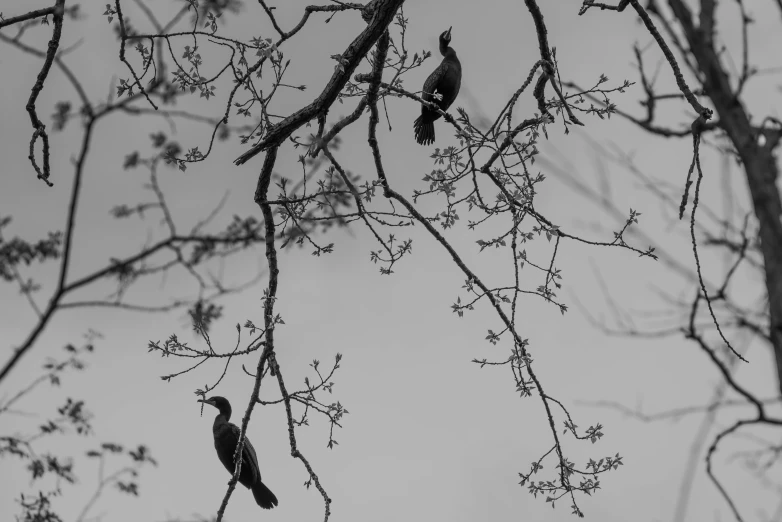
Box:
[234, 0, 404, 165]
[666, 0, 782, 395]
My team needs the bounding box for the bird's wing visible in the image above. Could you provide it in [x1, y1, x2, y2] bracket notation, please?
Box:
[421, 61, 450, 103]
[229, 423, 261, 483]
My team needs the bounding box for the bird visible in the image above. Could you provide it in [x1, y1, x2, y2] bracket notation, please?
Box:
[413, 26, 462, 146]
[198, 396, 278, 510]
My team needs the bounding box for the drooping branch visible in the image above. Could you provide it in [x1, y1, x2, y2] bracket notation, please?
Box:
[4, 0, 67, 185]
[661, 0, 782, 394]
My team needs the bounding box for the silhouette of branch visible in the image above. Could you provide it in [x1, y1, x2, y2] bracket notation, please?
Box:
[234, 0, 405, 164]
[1, 0, 66, 185]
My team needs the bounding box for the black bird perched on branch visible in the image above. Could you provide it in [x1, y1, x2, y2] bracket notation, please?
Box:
[198, 396, 278, 510]
[413, 27, 462, 146]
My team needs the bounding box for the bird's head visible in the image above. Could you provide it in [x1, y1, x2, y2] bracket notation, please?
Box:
[198, 396, 232, 419]
[438, 27, 453, 55]
[440, 26, 452, 45]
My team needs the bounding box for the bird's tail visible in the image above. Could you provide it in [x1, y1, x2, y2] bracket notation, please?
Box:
[252, 480, 279, 509]
[413, 115, 435, 146]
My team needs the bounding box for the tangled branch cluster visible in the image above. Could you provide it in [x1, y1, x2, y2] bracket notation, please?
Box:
[113, 0, 658, 517]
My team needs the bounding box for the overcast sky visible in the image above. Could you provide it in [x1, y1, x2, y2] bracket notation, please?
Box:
[2, 1, 782, 521]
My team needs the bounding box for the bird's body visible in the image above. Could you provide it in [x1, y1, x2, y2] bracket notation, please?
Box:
[199, 396, 278, 510]
[414, 27, 462, 146]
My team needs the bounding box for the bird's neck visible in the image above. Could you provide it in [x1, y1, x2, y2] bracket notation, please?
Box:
[213, 412, 230, 428]
[440, 47, 458, 62]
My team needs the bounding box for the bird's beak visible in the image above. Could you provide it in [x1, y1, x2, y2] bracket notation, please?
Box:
[198, 398, 210, 405]
[446, 27, 452, 39]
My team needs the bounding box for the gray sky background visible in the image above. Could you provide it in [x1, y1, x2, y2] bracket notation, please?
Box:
[2, 1, 781, 521]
